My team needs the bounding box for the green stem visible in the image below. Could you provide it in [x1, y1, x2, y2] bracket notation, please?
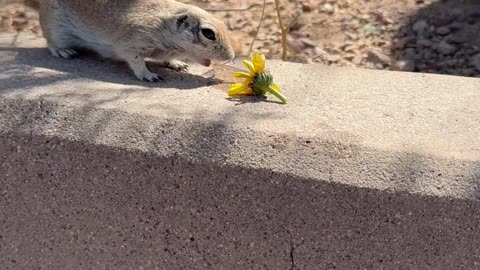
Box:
[257, 84, 288, 104]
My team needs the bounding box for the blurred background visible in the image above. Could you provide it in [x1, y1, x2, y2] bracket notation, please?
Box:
[1, 0, 479, 78]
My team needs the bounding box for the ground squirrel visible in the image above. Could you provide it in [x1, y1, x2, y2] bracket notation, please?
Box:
[35, 0, 235, 81]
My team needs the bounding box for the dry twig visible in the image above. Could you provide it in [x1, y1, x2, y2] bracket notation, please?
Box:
[273, 0, 300, 61]
[204, 3, 262, 12]
[207, 0, 298, 61]
[247, 0, 266, 56]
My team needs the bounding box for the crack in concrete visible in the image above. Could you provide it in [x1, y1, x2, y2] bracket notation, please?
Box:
[280, 226, 297, 270]
[280, 223, 307, 270]
[288, 236, 295, 270]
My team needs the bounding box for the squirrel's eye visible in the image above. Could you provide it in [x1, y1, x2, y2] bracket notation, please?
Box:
[201, 28, 216, 41]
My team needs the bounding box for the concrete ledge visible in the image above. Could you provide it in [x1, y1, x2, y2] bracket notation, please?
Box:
[1, 32, 480, 269]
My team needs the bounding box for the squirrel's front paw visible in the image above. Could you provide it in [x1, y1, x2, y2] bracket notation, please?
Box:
[165, 60, 189, 72]
[135, 71, 163, 82]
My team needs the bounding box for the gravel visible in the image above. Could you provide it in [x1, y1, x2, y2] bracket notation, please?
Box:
[1, 0, 479, 78]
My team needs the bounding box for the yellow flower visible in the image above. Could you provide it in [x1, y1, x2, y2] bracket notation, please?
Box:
[228, 53, 287, 104]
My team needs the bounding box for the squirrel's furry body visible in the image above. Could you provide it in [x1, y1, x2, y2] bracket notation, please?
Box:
[35, 0, 235, 81]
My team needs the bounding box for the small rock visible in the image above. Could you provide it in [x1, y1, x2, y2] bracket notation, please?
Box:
[460, 69, 475, 77]
[359, 14, 371, 21]
[286, 35, 305, 53]
[451, 8, 463, 18]
[348, 19, 361, 29]
[436, 26, 451, 35]
[302, 0, 320, 12]
[313, 47, 328, 58]
[352, 55, 363, 65]
[345, 32, 359, 41]
[289, 14, 308, 31]
[343, 53, 356, 60]
[416, 39, 432, 48]
[393, 36, 415, 50]
[392, 59, 415, 72]
[422, 51, 434, 60]
[448, 22, 463, 32]
[248, 29, 257, 37]
[300, 38, 317, 48]
[472, 53, 480, 71]
[412, 20, 428, 34]
[436, 41, 457, 55]
[447, 33, 467, 44]
[445, 59, 460, 67]
[342, 44, 357, 52]
[366, 49, 391, 66]
[320, 3, 334, 14]
[405, 48, 417, 58]
[326, 54, 341, 62]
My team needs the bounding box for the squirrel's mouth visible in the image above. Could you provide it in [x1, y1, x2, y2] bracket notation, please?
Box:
[198, 59, 211, 66]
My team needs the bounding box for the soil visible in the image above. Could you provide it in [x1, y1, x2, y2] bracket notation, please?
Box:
[1, 0, 480, 78]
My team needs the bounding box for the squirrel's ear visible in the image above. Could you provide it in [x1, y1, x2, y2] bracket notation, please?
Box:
[175, 12, 196, 29]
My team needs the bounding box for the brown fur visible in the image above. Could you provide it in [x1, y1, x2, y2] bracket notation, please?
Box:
[36, 0, 235, 81]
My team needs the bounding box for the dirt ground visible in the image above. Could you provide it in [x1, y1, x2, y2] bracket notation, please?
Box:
[1, 0, 480, 78]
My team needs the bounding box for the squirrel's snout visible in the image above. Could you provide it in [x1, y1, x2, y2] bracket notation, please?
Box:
[221, 48, 235, 62]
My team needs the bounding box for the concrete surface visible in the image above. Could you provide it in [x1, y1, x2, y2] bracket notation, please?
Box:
[1, 32, 480, 269]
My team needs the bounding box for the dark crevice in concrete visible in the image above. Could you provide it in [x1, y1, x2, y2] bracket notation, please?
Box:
[280, 225, 299, 270]
[288, 232, 296, 270]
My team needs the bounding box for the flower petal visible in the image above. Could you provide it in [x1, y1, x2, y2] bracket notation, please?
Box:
[242, 59, 256, 75]
[252, 53, 265, 72]
[228, 83, 254, 96]
[271, 83, 282, 93]
[233, 71, 253, 79]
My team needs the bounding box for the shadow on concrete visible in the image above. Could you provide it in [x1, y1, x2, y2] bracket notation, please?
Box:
[1, 126, 480, 269]
[391, 0, 480, 77]
[2, 29, 480, 269]
[1, 84, 480, 268]
[0, 46, 218, 89]
[226, 96, 285, 105]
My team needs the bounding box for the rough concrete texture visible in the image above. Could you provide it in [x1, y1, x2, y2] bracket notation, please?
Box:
[1, 32, 480, 269]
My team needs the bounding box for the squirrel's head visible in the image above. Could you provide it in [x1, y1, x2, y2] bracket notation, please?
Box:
[167, 7, 235, 66]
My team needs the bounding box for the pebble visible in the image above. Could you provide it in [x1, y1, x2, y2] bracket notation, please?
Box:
[326, 54, 341, 63]
[436, 41, 457, 55]
[417, 39, 433, 48]
[472, 53, 480, 71]
[412, 20, 428, 34]
[436, 26, 451, 35]
[320, 4, 334, 14]
[366, 49, 391, 66]
[447, 33, 467, 44]
[405, 48, 417, 58]
[3, 0, 480, 79]
[393, 36, 415, 50]
[345, 32, 359, 41]
[392, 59, 415, 72]
[313, 47, 328, 59]
[448, 22, 463, 32]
